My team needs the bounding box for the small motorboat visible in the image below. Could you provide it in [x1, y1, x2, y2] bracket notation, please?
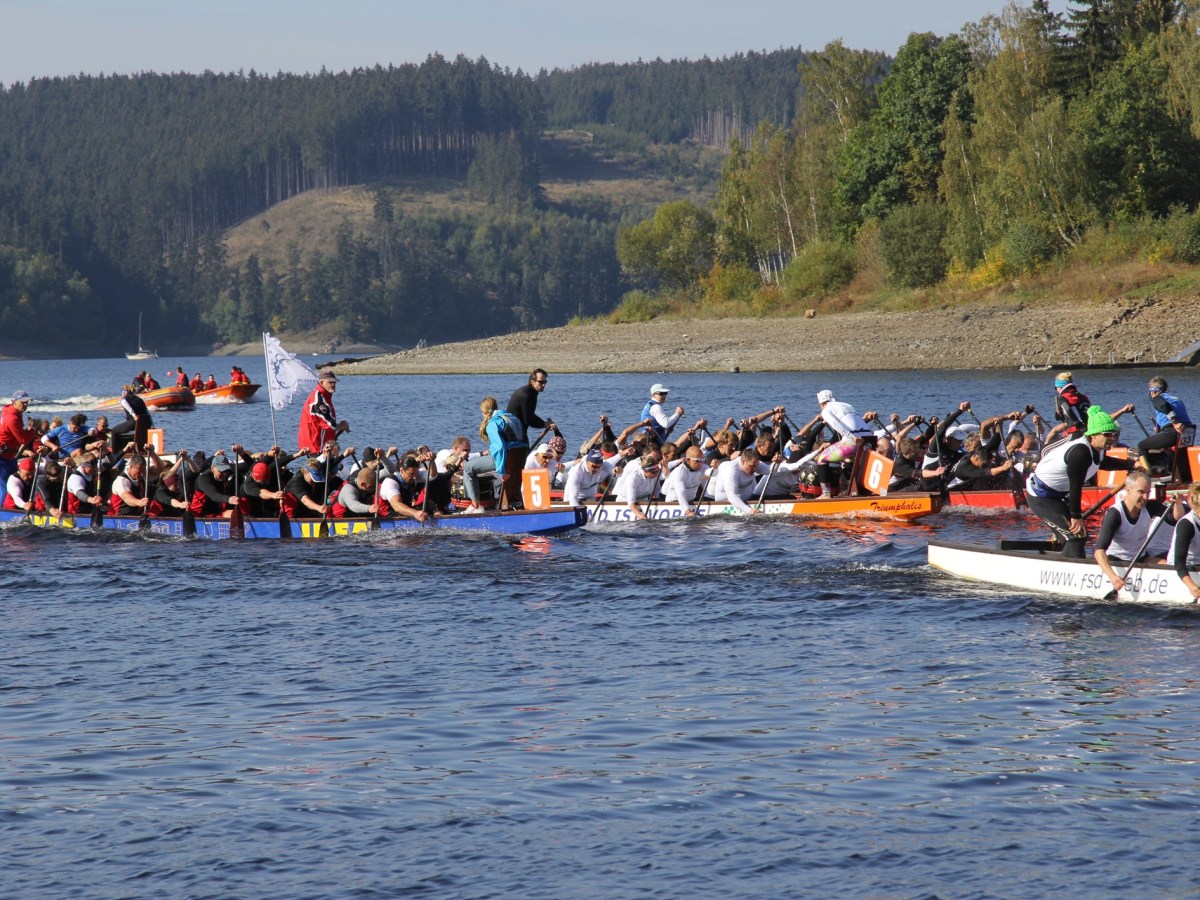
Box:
[195, 382, 260, 402]
[94, 386, 195, 411]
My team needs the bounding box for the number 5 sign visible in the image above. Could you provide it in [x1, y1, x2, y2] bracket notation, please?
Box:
[522, 468, 551, 509]
[858, 449, 894, 496]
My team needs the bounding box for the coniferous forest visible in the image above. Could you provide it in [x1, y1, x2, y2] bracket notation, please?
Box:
[3, 1, 1200, 354]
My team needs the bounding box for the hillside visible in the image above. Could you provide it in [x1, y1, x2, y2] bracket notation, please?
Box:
[224, 130, 723, 272]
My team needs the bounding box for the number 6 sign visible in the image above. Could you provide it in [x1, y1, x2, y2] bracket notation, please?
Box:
[859, 449, 894, 496]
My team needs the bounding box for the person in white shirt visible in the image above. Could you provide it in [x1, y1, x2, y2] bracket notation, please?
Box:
[523, 442, 561, 485]
[662, 446, 711, 516]
[813, 389, 877, 497]
[615, 454, 663, 520]
[707, 447, 772, 514]
[562, 448, 609, 507]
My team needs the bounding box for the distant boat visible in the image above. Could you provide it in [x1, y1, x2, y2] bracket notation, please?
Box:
[1018, 353, 1051, 372]
[94, 386, 195, 411]
[195, 382, 260, 402]
[125, 313, 158, 360]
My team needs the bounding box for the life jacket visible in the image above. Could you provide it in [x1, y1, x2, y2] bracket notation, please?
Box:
[1171, 509, 1200, 569]
[1027, 435, 1097, 498]
[641, 400, 668, 442]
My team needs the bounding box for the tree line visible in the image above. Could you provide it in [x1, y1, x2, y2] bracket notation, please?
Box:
[617, 1, 1200, 315]
[0, 48, 806, 353]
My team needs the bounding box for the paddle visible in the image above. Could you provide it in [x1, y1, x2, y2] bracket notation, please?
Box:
[754, 457, 782, 512]
[1080, 484, 1123, 521]
[271, 454, 291, 540]
[179, 457, 197, 537]
[1131, 411, 1152, 439]
[21, 453, 41, 522]
[642, 469, 663, 520]
[90, 457, 105, 529]
[1103, 506, 1172, 601]
[591, 462, 619, 521]
[527, 425, 552, 454]
[317, 451, 332, 538]
[138, 456, 151, 531]
[229, 455, 244, 540]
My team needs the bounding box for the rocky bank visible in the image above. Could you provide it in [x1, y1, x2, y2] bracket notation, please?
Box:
[342, 295, 1200, 375]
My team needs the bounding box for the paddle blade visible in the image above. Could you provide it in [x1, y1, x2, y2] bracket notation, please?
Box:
[90, 503, 103, 529]
[230, 505, 245, 540]
[182, 509, 197, 537]
[318, 517, 329, 538]
[278, 511, 292, 540]
[138, 513, 151, 531]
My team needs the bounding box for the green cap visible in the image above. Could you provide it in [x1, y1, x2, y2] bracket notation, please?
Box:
[1084, 406, 1119, 436]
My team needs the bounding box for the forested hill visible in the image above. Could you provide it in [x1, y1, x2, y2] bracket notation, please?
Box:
[0, 49, 805, 355]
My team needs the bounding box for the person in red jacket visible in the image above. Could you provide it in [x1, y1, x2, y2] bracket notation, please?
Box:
[189, 373, 204, 392]
[297, 370, 350, 454]
[202, 374, 218, 391]
[173, 367, 187, 387]
[0, 390, 39, 504]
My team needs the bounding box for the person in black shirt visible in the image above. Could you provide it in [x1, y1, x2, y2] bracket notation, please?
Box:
[506, 368, 554, 474]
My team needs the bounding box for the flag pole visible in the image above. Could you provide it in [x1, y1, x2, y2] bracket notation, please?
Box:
[263, 332, 280, 450]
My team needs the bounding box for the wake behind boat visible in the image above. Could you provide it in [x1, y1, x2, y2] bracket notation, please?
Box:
[0, 505, 587, 539]
[928, 538, 1194, 605]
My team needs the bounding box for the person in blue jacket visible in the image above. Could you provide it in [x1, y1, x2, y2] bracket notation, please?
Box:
[1138, 375, 1193, 474]
[468, 396, 529, 511]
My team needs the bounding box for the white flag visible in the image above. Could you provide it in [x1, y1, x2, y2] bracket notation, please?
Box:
[262, 332, 318, 411]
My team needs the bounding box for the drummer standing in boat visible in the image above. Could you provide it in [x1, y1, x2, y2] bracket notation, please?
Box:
[298, 369, 350, 455]
[119, 385, 152, 453]
[1025, 406, 1140, 558]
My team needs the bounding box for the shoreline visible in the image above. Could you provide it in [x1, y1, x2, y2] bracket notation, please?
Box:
[342, 296, 1200, 376]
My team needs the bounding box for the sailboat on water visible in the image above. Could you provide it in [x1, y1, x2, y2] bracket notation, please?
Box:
[125, 312, 158, 360]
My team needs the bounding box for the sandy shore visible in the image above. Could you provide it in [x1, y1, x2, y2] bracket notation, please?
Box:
[342, 295, 1200, 375]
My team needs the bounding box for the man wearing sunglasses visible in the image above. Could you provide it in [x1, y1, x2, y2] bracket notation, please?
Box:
[506, 368, 555, 476]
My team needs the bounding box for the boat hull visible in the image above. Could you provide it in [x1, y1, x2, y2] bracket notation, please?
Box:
[94, 386, 196, 411]
[928, 539, 1194, 605]
[945, 486, 1114, 512]
[577, 492, 942, 523]
[0, 506, 587, 539]
[195, 383, 260, 402]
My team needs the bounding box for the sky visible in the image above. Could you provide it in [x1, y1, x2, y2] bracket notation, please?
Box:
[1, 0, 1071, 86]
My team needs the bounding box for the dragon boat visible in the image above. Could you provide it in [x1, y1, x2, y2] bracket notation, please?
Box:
[574, 492, 943, 523]
[928, 538, 1195, 606]
[0, 505, 588, 539]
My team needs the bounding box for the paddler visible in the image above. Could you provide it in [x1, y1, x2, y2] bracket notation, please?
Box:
[1093, 470, 1185, 593]
[1025, 406, 1141, 558]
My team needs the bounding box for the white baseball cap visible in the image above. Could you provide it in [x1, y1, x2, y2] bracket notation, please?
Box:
[650, 383, 670, 395]
[817, 389, 834, 404]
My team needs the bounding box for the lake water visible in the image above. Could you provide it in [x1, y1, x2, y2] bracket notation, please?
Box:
[4, 357, 1200, 897]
